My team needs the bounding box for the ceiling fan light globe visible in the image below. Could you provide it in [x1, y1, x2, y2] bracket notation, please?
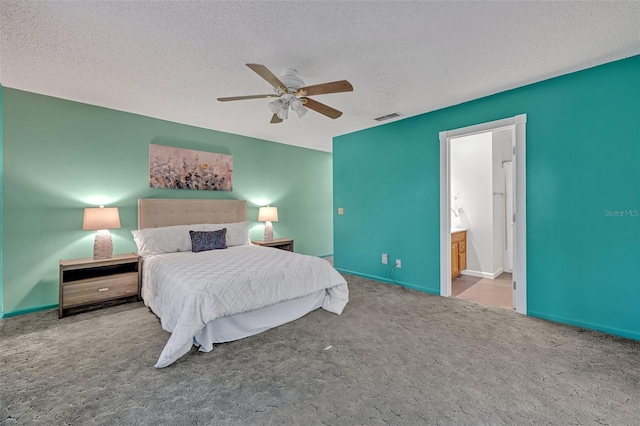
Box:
[296, 107, 308, 118]
[290, 98, 303, 111]
[268, 100, 280, 113]
[277, 107, 288, 120]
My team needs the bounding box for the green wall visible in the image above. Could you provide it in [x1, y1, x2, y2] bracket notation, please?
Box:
[0, 84, 3, 318]
[2, 89, 333, 314]
[334, 55, 640, 340]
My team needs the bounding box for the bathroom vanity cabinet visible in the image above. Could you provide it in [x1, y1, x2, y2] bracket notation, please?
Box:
[451, 230, 467, 278]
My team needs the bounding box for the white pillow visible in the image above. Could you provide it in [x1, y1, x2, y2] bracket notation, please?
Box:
[132, 221, 251, 256]
[131, 224, 197, 256]
[201, 221, 251, 247]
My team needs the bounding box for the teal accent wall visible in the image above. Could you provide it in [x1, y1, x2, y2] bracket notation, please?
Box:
[334, 55, 640, 340]
[0, 83, 3, 318]
[2, 89, 333, 314]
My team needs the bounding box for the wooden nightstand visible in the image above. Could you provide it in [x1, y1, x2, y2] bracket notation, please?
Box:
[59, 253, 141, 318]
[252, 238, 294, 252]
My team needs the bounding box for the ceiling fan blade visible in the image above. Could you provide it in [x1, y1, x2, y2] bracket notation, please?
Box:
[296, 80, 353, 97]
[217, 94, 279, 102]
[302, 97, 343, 119]
[246, 64, 287, 91]
[270, 114, 283, 124]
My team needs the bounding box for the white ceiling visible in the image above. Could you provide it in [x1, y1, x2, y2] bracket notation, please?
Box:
[1, 1, 639, 152]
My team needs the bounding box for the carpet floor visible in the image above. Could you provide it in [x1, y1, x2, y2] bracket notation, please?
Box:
[1, 275, 638, 425]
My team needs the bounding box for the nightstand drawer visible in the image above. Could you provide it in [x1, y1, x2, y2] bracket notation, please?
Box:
[62, 273, 138, 308]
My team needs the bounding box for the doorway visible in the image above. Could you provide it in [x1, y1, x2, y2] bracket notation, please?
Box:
[439, 115, 527, 314]
[449, 129, 514, 309]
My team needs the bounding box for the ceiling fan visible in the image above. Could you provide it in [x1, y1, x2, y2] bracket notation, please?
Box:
[217, 64, 353, 124]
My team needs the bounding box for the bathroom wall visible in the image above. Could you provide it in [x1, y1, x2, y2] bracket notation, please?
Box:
[452, 130, 511, 278]
[450, 132, 493, 275]
[492, 130, 513, 275]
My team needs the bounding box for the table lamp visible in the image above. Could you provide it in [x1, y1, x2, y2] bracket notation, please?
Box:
[258, 206, 278, 242]
[83, 206, 121, 259]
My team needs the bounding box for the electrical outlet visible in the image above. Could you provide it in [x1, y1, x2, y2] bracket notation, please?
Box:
[395, 259, 402, 268]
[381, 253, 388, 265]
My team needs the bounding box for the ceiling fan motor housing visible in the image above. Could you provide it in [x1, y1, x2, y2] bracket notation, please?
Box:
[277, 68, 305, 93]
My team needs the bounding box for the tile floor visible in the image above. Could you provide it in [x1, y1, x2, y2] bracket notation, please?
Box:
[452, 272, 514, 310]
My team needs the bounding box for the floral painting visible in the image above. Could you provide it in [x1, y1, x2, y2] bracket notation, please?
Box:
[149, 144, 233, 191]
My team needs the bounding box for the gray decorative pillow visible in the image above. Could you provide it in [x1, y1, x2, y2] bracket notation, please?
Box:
[189, 229, 227, 252]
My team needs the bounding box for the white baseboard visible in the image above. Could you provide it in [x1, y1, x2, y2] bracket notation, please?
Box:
[461, 267, 504, 280]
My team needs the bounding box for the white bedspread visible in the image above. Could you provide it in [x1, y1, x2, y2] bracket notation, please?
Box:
[142, 245, 349, 368]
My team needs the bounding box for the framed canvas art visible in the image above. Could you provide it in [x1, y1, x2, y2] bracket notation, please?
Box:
[149, 144, 233, 191]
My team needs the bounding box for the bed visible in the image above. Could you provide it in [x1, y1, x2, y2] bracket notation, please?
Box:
[134, 198, 349, 368]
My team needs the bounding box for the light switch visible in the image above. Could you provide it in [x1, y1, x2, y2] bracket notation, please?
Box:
[338, 208, 344, 215]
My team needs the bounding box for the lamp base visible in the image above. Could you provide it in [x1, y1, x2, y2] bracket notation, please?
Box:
[264, 221, 274, 242]
[93, 230, 114, 259]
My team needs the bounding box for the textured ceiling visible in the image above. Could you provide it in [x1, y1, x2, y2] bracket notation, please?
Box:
[1, 1, 639, 152]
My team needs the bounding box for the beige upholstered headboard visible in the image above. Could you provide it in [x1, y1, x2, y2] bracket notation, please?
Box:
[138, 198, 247, 229]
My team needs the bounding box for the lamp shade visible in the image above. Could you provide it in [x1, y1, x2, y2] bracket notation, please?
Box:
[82, 207, 121, 231]
[258, 206, 278, 222]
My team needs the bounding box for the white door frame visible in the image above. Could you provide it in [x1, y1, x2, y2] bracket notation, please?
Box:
[439, 114, 527, 314]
